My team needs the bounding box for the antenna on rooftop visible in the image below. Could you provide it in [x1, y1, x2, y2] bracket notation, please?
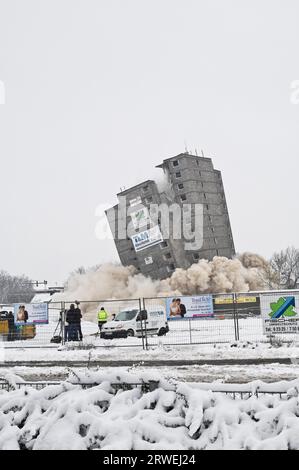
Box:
[195, 148, 198, 156]
[184, 140, 189, 154]
[201, 149, 205, 158]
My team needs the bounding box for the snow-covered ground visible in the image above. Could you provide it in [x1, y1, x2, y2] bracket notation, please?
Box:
[1, 321, 299, 450]
[1, 362, 299, 384]
[1, 370, 299, 450]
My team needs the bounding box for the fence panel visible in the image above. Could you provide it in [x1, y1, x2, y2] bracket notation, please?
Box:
[0, 301, 64, 348]
[2, 289, 299, 350]
[62, 298, 145, 348]
[144, 294, 238, 347]
[233, 293, 263, 342]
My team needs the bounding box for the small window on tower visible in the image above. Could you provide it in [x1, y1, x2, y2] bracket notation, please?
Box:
[175, 171, 182, 178]
[160, 241, 168, 249]
[181, 194, 187, 202]
[172, 160, 179, 167]
[167, 263, 175, 272]
[193, 253, 200, 261]
[178, 183, 184, 190]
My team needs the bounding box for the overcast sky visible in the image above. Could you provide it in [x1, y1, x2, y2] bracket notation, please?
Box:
[0, 0, 298, 283]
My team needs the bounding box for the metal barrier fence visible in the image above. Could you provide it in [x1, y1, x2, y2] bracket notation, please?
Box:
[0, 301, 63, 348]
[0, 378, 296, 400]
[1, 290, 298, 349]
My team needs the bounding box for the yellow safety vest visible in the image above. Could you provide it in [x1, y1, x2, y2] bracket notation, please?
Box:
[98, 310, 108, 321]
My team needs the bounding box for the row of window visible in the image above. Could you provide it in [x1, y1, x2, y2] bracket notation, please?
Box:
[165, 249, 232, 268]
[172, 159, 214, 169]
[128, 248, 233, 269]
[191, 250, 221, 260]
[174, 170, 220, 179]
[171, 160, 221, 176]
[179, 194, 226, 210]
[176, 184, 225, 199]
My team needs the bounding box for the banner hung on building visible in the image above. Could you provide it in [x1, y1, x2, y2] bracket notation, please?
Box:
[130, 207, 151, 230]
[14, 303, 49, 325]
[131, 225, 163, 252]
[166, 295, 214, 320]
[260, 293, 299, 335]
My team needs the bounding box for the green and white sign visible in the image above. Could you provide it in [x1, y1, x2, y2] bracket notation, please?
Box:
[130, 207, 150, 230]
[261, 294, 299, 335]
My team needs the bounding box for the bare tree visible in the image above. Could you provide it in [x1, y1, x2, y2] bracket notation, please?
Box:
[238, 252, 279, 289]
[64, 264, 102, 290]
[256, 263, 280, 290]
[0, 271, 35, 304]
[72, 266, 87, 276]
[270, 247, 299, 289]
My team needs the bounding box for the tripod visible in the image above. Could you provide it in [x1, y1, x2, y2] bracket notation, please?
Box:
[50, 311, 64, 343]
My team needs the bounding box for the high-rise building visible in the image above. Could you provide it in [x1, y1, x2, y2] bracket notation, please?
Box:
[106, 153, 235, 280]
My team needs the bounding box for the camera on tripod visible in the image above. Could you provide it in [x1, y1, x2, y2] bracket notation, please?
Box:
[50, 309, 65, 343]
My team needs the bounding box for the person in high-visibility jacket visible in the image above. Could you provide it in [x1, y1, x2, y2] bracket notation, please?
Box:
[97, 307, 108, 332]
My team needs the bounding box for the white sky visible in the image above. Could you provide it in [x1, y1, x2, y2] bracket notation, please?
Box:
[0, 0, 298, 283]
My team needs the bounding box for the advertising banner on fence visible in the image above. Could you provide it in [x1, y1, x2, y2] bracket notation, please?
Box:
[131, 225, 163, 252]
[14, 303, 49, 325]
[166, 295, 214, 320]
[214, 296, 257, 305]
[261, 293, 299, 335]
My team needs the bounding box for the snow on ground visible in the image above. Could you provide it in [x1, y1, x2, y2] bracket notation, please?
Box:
[1, 370, 299, 450]
[1, 363, 299, 384]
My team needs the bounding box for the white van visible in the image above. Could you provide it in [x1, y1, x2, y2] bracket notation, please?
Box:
[100, 308, 169, 339]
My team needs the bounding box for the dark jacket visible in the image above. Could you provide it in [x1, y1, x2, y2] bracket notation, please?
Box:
[7, 312, 15, 330]
[66, 307, 82, 324]
[74, 308, 82, 324]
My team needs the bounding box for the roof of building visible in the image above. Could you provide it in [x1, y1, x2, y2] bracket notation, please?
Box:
[156, 152, 212, 168]
[116, 180, 156, 196]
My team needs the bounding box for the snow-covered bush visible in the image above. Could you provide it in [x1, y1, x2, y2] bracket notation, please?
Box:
[0, 370, 299, 450]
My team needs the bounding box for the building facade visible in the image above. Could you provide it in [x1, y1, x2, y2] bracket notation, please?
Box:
[106, 153, 235, 280]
